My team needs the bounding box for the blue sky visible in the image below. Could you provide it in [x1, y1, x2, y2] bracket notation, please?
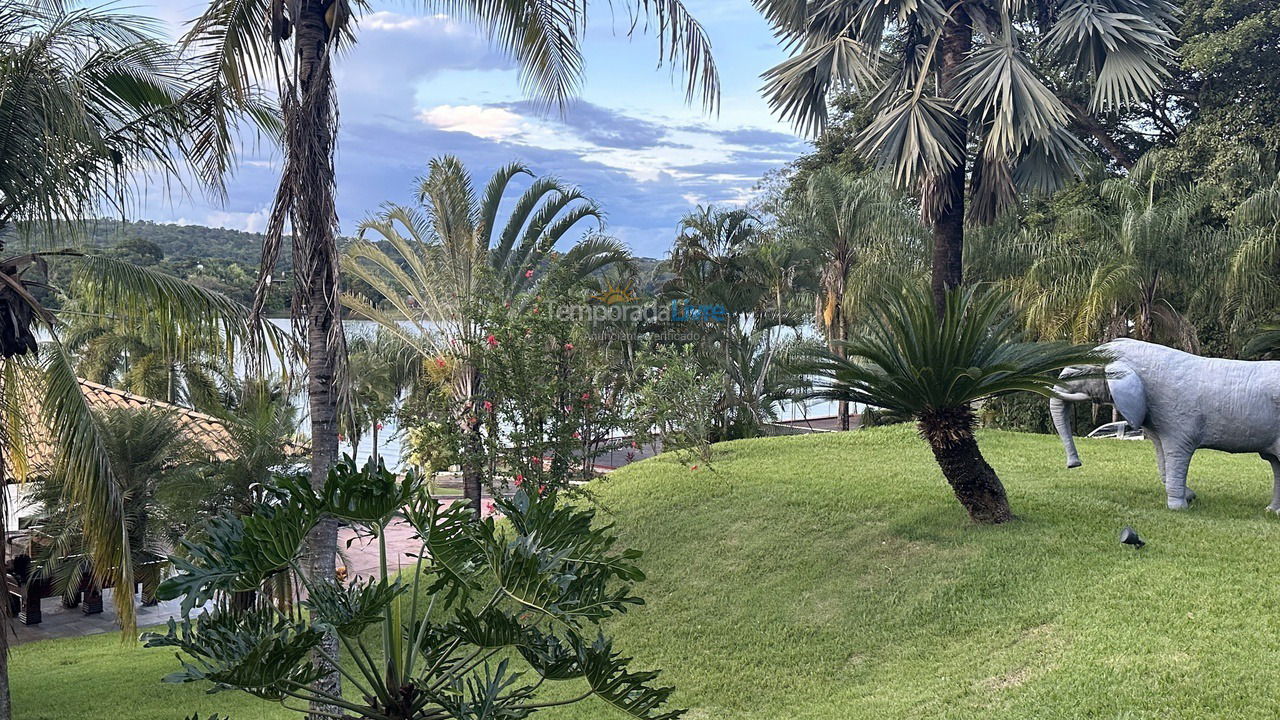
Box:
[142, 0, 809, 257]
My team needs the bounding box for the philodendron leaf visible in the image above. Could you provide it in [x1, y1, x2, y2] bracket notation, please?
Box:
[449, 607, 530, 649]
[158, 499, 315, 614]
[578, 636, 684, 720]
[404, 492, 485, 602]
[303, 577, 407, 636]
[318, 454, 424, 524]
[141, 611, 325, 701]
[518, 631, 584, 681]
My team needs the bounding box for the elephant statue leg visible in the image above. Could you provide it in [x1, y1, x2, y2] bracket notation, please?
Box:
[1161, 443, 1195, 510]
[1265, 455, 1280, 513]
[1149, 431, 1167, 485]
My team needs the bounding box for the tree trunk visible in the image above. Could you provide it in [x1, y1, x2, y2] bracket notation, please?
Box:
[460, 364, 483, 517]
[930, 11, 972, 316]
[919, 409, 1013, 524]
[292, 3, 342, 717]
[828, 290, 851, 431]
[0, 445, 11, 720]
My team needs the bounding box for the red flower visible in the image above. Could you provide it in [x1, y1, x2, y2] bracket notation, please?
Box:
[525, 269, 535, 278]
[580, 392, 590, 401]
[486, 334, 498, 347]
[571, 431, 581, 439]
[483, 401, 493, 412]
[514, 474, 524, 486]
[434, 356, 447, 369]
[538, 484, 547, 495]
[563, 342, 574, 351]
[690, 465, 698, 470]
[337, 433, 345, 442]
[376, 423, 384, 430]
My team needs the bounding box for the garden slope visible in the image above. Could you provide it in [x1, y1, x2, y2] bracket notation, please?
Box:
[547, 426, 1280, 720]
[15, 427, 1280, 719]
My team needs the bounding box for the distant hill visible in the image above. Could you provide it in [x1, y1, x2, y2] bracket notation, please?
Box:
[29, 220, 666, 315]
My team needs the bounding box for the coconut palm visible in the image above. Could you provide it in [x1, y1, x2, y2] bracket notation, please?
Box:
[805, 285, 1100, 523]
[791, 168, 924, 429]
[757, 0, 1180, 309]
[343, 157, 630, 513]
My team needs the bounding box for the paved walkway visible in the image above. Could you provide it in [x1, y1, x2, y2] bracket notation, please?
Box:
[11, 592, 187, 646]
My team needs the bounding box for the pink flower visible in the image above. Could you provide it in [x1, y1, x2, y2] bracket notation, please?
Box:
[581, 392, 590, 401]
[483, 401, 493, 412]
[483, 500, 496, 516]
[563, 342, 574, 351]
[486, 334, 498, 347]
[514, 474, 524, 486]
[337, 433, 345, 442]
[538, 484, 547, 495]
[571, 431, 581, 439]
[525, 269, 535, 278]
[630, 441, 639, 449]
[434, 356, 447, 369]
[376, 423, 384, 430]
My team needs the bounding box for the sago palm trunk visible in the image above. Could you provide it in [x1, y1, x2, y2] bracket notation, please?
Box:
[918, 406, 1013, 524]
[929, 12, 972, 315]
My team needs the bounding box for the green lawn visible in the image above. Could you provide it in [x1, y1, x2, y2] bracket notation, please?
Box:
[16, 426, 1280, 718]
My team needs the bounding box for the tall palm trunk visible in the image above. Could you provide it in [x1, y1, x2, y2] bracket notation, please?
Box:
[0, 446, 10, 720]
[461, 364, 483, 516]
[929, 12, 972, 315]
[290, 3, 343, 716]
[918, 407, 1012, 524]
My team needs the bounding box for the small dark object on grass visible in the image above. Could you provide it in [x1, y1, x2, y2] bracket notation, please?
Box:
[1119, 526, 1145, 549]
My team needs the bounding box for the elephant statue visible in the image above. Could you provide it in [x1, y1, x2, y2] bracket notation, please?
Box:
[1049, 338, 1280, 511]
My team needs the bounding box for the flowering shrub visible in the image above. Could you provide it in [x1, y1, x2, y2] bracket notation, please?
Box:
[631, 344, 723, 464]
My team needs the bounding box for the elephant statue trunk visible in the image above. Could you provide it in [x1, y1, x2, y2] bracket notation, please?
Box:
[1049, 393, 1087, 468]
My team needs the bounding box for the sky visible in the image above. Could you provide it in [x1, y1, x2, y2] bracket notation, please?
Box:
[140, 0, 810, 257]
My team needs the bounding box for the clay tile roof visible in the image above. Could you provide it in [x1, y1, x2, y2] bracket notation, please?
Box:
[20, 379, 308, 475]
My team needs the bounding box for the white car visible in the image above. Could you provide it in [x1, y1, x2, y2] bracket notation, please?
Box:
[1085, 420, 1144, 440]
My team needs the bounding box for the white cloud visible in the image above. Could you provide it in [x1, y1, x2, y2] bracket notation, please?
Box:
[202, 207, 271, 234]
[417, 105, 526, 140]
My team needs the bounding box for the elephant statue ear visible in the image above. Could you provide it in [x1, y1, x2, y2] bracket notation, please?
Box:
[1105, 361, 1148, 427]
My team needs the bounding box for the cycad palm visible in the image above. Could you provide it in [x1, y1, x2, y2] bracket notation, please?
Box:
[758, 0, 1180, 309]
[806, 285, 1100, 523]
[344, 157, 629, 511]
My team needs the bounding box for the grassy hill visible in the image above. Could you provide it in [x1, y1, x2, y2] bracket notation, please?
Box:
[15, 427, 1280, 718]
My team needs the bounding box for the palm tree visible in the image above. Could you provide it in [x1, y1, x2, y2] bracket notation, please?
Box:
[805, 285, 1100, 523]
[791, 168, 924, 429]
[756, 0, 1181, 311]
[343, 157, 630, 514]
[62, 313, 234, 413]
[1019, 161, 1222, 348]
[343, 328, 419, 463]
[185, 11, 718, 676]
[1226, 173, 1280, 332]
[28, 408, 204, 600]
[0, 3, 274, 711]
